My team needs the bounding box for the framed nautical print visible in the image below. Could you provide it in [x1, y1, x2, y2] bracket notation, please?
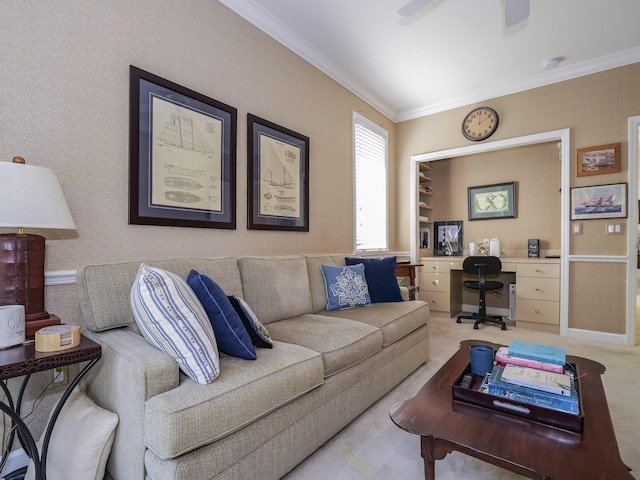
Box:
[247, 114, 309, 231]
[129, 66, 237, 228]
[570, 183, 627, 220]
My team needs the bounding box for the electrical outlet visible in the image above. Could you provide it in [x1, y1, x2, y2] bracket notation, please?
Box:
[54, 366, 68, 385]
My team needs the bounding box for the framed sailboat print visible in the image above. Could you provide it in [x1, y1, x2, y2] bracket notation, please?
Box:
[129, 66, 237, 228]
[247, 114, 309, 231]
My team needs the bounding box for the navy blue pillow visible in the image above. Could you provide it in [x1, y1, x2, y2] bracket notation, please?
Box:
[228, 295, 273, 349]
[187, 270, 257, 360]
[344, 256, 403, 303]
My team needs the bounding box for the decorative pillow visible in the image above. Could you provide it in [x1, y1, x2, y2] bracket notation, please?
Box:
[25, 387, 119, 480]
[187, 270, 256, 360]
[130, 264, 220, 384]
[228, 295, 273, 348]
[345, 256, 403, 303]
[320, 264, 371, 311]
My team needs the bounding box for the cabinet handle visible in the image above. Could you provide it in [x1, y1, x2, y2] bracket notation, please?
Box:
[432, 280, 438, 285]
[534, 310, 540, 314]
[535, 288, 541, 291]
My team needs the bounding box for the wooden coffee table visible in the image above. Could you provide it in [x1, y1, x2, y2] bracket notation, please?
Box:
[390, 340, 632, 480]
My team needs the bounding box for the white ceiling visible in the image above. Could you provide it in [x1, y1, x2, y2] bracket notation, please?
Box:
[219, 0, 640, 122]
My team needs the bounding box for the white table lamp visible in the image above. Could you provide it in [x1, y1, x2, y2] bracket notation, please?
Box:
[0, 156, 76, 336]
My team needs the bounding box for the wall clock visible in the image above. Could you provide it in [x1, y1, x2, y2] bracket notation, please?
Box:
[462, 107, 499, 141]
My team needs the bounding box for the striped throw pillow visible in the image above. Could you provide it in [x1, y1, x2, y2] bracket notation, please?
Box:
[130, 264, 220, 384]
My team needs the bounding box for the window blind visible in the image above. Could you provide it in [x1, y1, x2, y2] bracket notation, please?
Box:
[353, 113, 388, 251]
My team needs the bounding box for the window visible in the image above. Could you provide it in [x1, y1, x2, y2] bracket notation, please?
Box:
[353, 112, 388, 252]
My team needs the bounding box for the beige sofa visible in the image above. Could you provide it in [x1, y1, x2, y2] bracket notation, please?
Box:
[77, 254, 429, 480]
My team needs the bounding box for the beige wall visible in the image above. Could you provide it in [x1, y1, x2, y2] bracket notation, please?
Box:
[0, 0, 396, 326]
[395, 63, 640, 334]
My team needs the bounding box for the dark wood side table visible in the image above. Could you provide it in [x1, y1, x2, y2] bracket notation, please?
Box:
[390, 340, 632, 480]
[396, 262, 423, 300]
[0, 335, 101, 480]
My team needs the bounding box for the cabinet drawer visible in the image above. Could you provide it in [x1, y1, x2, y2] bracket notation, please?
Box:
[516, 277, 560, 302]
[516, 299, 559, 325]
[419, 291, 450, 313]
[421, 259, 451, 273]
[419, 272, 450, 293]
[516, 263, 560, 278]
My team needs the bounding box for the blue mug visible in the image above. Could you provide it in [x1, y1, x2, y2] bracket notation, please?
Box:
[470, 345, 494, 376]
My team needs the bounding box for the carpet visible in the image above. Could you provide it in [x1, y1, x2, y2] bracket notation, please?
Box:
[283, 315, 640, 479]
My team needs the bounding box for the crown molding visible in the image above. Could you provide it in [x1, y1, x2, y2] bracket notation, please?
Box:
[219, 1, 640, 123]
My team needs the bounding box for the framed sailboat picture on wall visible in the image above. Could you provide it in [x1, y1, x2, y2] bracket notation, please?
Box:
[247, 114, 309, 231]
[129, 66, 237, 229]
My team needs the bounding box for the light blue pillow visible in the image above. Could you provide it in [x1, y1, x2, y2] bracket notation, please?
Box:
[187, 270, 256, 360]
[320, 264, 371, 311]
[130, 264, 220, 384]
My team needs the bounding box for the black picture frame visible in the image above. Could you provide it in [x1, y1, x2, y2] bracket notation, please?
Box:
[129, 66, 237, 229]
[247, 114, 309, 231]
[434, 220, 464, 256]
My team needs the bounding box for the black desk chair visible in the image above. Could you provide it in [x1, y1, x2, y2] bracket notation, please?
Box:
[456, 256, 507, 330]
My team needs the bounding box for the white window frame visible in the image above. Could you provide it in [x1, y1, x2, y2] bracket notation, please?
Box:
[353, 112, 389, 253]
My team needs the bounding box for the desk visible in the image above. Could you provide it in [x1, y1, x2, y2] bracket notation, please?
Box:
[0, 336, 101, 480]
[418, 257, 561, 331]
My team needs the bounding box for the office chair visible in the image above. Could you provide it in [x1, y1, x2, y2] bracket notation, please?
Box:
[456, 256, 507, 330]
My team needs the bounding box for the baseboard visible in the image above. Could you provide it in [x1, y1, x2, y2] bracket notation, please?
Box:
[1, 449, 28, 478]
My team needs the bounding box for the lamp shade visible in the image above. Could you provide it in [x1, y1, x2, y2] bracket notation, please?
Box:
[0, 160, 76, 230]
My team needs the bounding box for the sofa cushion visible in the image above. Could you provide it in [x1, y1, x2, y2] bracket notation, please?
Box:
[228, 295, 273, 348]
[266, 314, 382, 377]
[144, 341, 324, 459]
[187, 270, 257, 360]
[304, 254, 346, 313]
[320, 264, 371, 311]
[78, 257, 243, 332]
[130, 264, 220, 384]
[238, 256, 313, 324]
[322, 300, 429, 347]
[345, 256, 403, 303]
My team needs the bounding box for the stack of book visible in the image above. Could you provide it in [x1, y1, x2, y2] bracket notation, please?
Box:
[486, 341, 580, 415]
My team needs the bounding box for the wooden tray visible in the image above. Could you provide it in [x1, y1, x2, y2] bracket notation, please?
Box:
[452, 363, 584, 432]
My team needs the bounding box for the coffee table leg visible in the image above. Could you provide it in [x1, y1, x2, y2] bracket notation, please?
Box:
[420, 436, 437, 480]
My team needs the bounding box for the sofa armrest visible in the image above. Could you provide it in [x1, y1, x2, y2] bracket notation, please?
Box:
[81, 328, 179, 480]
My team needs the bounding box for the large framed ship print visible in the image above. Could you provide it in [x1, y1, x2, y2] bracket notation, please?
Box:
[129, 66, 237, 229]
[247, 114, 309, 231]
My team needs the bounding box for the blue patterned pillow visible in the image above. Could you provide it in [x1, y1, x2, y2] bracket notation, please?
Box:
[320, 264, 371, 311]
[187, 270, 256, 360]
[345, 256, 403, 303]
[228, 295, 273, 349]
[130, 264, 220, 384]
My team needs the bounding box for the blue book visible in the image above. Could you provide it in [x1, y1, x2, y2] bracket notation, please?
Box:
[507, 341, 566, 366]
[488, 366, 579, 415]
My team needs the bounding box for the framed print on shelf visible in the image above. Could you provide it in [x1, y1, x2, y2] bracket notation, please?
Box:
[576, 143, 621, 177]
[247, 114, 309, 231]
[570, 183, 627, 220]
[129, 66, 237, 229]
[433, 220, 463, 256]
[468, 182, 517, 221]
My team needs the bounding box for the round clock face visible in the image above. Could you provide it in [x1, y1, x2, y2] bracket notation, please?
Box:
[462, 107, 499, 141]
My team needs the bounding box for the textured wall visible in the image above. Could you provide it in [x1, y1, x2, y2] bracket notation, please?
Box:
[0, 0, 395, 326]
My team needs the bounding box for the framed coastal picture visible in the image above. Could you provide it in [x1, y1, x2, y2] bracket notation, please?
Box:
[433, 220, 464, 256]
[468, 182, 517, 220]
[570, 183, 627, 220]
[129, 66, 237, 229]
[576, 143, 621, 177]
[247, 114, 309, 231]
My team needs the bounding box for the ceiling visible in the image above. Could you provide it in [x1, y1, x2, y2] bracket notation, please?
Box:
[219, 0, 640, 122]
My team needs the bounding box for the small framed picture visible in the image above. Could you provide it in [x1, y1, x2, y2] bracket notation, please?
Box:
[576, 143, 621, 177]
[468, 182, 517, 221]
[570, 183, 627, 220]
[434, 221, 463, 256]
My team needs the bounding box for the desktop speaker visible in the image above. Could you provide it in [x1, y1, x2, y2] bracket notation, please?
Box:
[528, 239, 539, 258]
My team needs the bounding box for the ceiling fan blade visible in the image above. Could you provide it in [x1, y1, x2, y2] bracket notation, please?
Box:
[397, 0, 437, 17]
[505, 0, 530, 27]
